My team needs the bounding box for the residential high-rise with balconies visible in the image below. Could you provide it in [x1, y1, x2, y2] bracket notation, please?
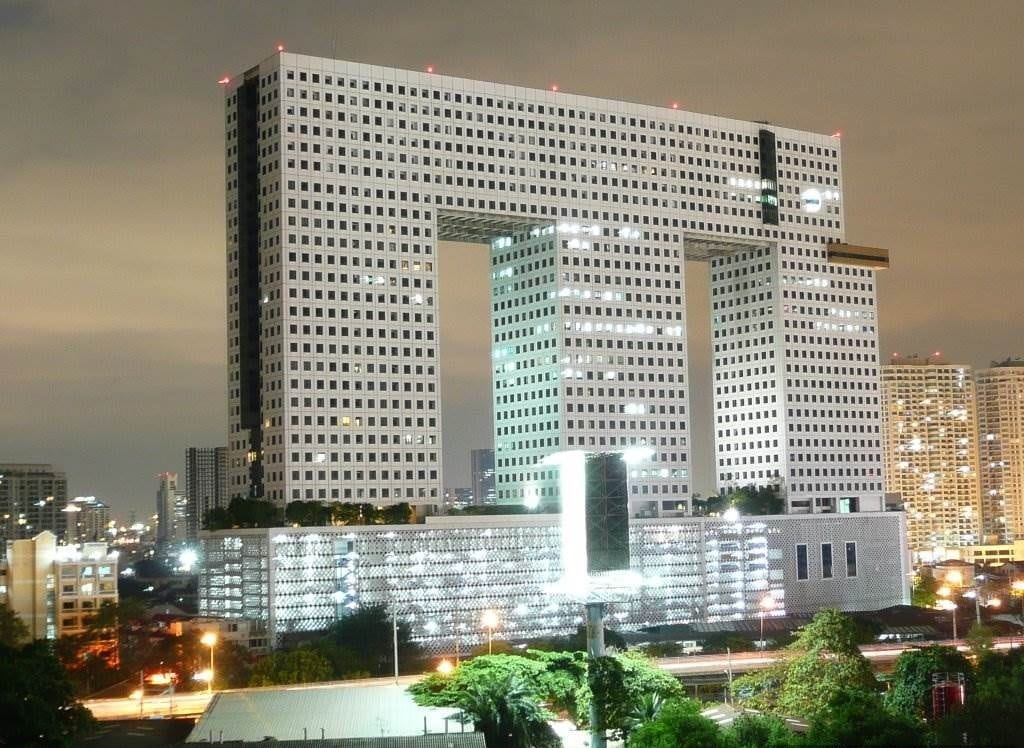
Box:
[881, 355, 981, 560]
[976, 360, 1024, 544]
[0, 464, 68, 546]
[224, 51, 887, 517]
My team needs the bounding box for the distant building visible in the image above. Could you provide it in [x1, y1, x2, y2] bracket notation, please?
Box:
[443, 487, 473, 508]
[0, 531, 119, 639]
[0, 463, 68, 546]
[185, 447, 228, 538]
[63, 495, 111, 544]
[471, 449, 496, 505]
[199, 512, 909, 651]
[882, 355, 981, 562]
[156, 472, 187, 545]
[976, 360, 1024, 544]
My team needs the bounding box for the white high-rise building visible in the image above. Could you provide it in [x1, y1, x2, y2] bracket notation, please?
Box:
[881, 355, 981, 560]
[185, 446, 228, 538]
[977, 360, 1024, 544]
[224, 51, 887, 516]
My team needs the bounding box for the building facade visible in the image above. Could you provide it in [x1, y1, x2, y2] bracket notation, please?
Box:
[224, 51, 887, 517]
[63, 495, 112, 544]
[0, 531, 119, 639]
[0, 463, 68, 546]
[198, 512, 908, 651]
[156, 472, 187, 545]
[881, 356, 981, 561]
[470, 448, 496, 505]
[185, 446, 229, 538]
[976, 360, 1024, 544]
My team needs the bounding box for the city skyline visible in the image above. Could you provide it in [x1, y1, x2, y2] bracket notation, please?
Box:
[2, 2, 1022, 519]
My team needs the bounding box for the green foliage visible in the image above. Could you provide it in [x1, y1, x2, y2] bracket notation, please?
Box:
[206, 498, 417, 530]
[249, 647, 333, 686]
[205, 496, 283, 530]
[725, 713, 803, 748]
[965, 621, 995, 657]
[410, 654, 551, 708]
[309, 604, 423, 678]
[454, 671, 559, 748]
[700, 631, 755, 654]
[0, 602, 30, 647]
[733, 609, 877, 721]
[805, 689, 925, 747]
[695, 483, 783, 516]
[0, 639, 95, 746]
[527, 649, 587, 719]
[642, 640, 685, 657]
[885, 645, 973, 720]
[588, 655, 628, 735]
[911, 569, 939, 608]
[934, 646, 1024, 745]
[628, 698, 729, 748]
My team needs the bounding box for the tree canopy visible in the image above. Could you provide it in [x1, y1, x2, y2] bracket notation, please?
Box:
[885, 645, 972, 720]
[249, 647, 333, 687]
[693, 483, 784, 516]
[0, 638, 95, 746]
[205, 498, 417, 530]
[628, 698, 729, 748]
[309, 603, 423, 678]
[733, 608, 877, 721]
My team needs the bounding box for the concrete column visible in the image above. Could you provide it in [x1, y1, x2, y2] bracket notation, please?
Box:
[586, 601, 607, 748]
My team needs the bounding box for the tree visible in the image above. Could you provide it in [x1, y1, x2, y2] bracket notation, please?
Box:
[911, 569, 939, 608]
[628, 698, 729, 748]
[965, 621, 995, 657]
[249, 647, 332, 686]
[885, 645, 973, 720]
[0, 602, 30, 647]
[725, 713, 803, 748]
[314, 604, 423, 678]
[284, 500, 331, 526]
[733, 609, 877, 721]
[0, 639, 95, 746]
[805, 689, 925, 747]
[934, 647, 1024, 745]
[696, 484, 783, 516]
[455, 671, 559, 748]
[700, 631, 754, 654]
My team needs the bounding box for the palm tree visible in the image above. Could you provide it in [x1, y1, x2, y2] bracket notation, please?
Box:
[624, 693, 667, 742]
[456, 672, 558, 748]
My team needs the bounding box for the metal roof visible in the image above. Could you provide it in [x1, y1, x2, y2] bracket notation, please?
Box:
[186, 683, 466, 744]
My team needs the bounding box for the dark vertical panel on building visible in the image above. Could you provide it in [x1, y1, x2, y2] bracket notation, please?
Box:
[584, 453, 630, 573]
[236, 69, 263, 498]
[758, 129, 779, 225]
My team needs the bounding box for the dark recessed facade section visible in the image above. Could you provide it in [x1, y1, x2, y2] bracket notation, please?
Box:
[584, 452, 631, 574]
[758, 128, 779, 225]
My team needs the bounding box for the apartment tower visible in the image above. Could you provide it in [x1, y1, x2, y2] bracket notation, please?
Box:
[881, 355, 981, 560]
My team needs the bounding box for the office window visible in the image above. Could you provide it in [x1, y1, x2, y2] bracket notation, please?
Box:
[796, 544, 808, 580]
[821, 543, 833, 579]
[846, 542, 857, 577]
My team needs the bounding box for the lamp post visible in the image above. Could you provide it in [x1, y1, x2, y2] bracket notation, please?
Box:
[200, 632, 217, 694]
[481, 609, 499, 655]
[758, 594, 774, 651]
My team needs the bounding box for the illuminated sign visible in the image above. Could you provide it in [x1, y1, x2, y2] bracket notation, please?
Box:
[801, 188, 823, 213]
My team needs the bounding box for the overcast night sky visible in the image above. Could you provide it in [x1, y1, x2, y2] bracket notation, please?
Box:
[1, 0, 1021, 521]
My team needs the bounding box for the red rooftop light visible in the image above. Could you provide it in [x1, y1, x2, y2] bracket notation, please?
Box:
[426, 65, 435, 73]
[217, 76, 231, 85]
[276, 44, 285, 52]
[550, 84, 559, 92]
[832, 130, 842, 138]
[671, 102, 680, 110]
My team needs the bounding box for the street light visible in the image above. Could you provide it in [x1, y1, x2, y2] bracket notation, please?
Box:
[481, 610, 499, 655]
[1012, 580, 1024, 616]
[758, 594, 775, 651]
[200, 632, 217, 694]
[436, 659, 454, 675]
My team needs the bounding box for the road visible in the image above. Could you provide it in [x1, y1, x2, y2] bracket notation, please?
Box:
[83, 637, 1024, 721]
